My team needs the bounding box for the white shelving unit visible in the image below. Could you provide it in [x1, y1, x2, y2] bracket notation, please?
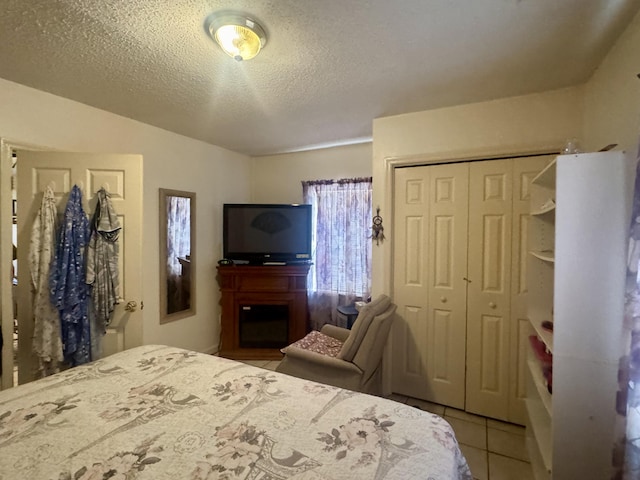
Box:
[525, 151, 634, 480]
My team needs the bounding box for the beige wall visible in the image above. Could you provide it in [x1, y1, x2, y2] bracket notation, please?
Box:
[371, 10, 640, 297]
[0, 78, 251, 355]
[2, 6, 637, 359]
[584, 9, 640, 154]
[371, 86, 584, 294]
[250, 142, 372, 204]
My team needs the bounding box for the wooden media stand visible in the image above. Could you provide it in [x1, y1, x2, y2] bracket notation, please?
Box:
[217, 264, 310, 360]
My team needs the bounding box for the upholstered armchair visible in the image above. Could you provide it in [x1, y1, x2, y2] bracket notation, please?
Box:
[276, 294, 397, 395]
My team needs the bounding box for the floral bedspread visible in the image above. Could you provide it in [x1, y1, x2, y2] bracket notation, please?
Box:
[0, 345, 472, 480]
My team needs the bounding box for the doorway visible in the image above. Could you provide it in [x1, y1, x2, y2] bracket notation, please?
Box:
[0, 142, 144, 389]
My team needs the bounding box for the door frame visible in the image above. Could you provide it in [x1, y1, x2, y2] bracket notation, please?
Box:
[0, 138, 144, 389]
[0, 138, 48, 389]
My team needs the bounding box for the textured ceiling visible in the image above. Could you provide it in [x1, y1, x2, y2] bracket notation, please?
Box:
[0, 0, 638, 156]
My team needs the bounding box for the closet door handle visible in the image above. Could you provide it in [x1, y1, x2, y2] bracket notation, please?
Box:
[440, 296, 447, 303]
[489, 302, 496, 309]
[125, 301, 138, 312]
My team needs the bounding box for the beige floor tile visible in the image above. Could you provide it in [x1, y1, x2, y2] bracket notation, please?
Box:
[263, 361, 281, 371]
[459, 444, 488, 480]
[488, 428, 529, 461]
[488, 453, 534, 480]
[487, 418, 526, 436]
[407, 398, 445, 416]
[445, 407, 487, 426]
[446, 417, 487, 450]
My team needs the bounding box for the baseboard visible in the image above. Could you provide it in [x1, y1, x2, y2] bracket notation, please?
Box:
[202, 344, 219, 355]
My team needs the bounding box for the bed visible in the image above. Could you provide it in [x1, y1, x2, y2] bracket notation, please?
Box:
[0, 345, 471, 479]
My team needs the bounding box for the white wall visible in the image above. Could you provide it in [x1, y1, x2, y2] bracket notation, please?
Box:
[0, 78, 251, 354]
[371, 86, 584, 294]
[584, 9, 640, 154]
[250, 142, 372, 203]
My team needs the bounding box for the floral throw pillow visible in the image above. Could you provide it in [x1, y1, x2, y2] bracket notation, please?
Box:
[282, 330, 343, 357]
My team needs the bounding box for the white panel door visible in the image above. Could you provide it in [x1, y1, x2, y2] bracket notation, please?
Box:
[15, 151, 142, 384]
[392, 163, 468, 407]
[390, 156, 553, 420]
[466, 159, 513, 419]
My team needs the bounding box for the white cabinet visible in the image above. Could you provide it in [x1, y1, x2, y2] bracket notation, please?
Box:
[525, 151, 634, 480]
[391, 155, 550, 423]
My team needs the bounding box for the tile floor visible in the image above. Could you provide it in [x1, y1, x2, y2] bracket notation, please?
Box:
[241, 359, 534, 480]
[389, 395, 534, 480]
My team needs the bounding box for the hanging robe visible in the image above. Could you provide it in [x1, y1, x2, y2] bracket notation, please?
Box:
[50, 185, 91, 366]
[29, 186, 64, 376]
[86, 187, 121, 332]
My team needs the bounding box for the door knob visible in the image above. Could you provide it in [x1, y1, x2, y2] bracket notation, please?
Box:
[125, 301, 138, 312]
[489, 302, 496, 309]
[440, 296, 447, 303]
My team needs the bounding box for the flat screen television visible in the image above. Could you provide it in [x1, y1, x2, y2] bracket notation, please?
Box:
[223, 203, 313, 264]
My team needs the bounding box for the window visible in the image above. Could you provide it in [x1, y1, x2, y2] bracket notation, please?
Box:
[302, 177, 372, 329]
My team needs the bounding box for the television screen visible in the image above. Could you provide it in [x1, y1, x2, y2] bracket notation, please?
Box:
[223, 204, 312, 264]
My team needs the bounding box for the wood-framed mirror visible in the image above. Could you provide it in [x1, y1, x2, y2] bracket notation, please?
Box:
[159, 188, 195, 323]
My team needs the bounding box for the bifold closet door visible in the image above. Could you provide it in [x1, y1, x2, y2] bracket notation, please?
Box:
[465, 159, 514, 420]
[391, 163, 469, 408]
[465, 156, 551, 422]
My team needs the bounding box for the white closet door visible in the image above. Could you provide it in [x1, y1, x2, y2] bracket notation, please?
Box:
[466, 159, 513, 419]
[391, 163, 468, 407]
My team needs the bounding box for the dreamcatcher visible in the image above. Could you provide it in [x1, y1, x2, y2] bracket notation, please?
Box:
[370, 207, 385, 245]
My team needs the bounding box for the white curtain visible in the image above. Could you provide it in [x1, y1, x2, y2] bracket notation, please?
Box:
[302, 178, 372, 331]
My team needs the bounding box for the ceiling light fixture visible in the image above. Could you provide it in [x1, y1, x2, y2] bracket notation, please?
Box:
[206, 12, 267, 62]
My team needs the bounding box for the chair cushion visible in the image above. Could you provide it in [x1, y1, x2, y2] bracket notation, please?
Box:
[281, 330, 343, 358]
[337, 294, 391, 362]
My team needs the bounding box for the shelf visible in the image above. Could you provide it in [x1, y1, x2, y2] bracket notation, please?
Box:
[525, 397, 553, 473]
[529, 316, 553, 353]
[531, 158, 556, 189]
[529, 335, 552, 365]
[528, 360, 552, 416]
[530, 201, 555, 217]
[526, 435, 551, 480]
[529, 250, 555, 263]
[523, 151, 632, 479]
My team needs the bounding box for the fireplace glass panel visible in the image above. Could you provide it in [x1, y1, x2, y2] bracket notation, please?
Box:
[239, 304, 289, 348]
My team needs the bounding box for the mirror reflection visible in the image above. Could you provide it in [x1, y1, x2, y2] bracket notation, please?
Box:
[159, 189, 195, 323]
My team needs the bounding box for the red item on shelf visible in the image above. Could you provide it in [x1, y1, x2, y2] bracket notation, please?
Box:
[543, 368, 553, 394]
[529, 335, 553, 366]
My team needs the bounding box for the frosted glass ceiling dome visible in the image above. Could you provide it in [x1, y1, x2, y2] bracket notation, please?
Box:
[207, 12, 267, 62]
